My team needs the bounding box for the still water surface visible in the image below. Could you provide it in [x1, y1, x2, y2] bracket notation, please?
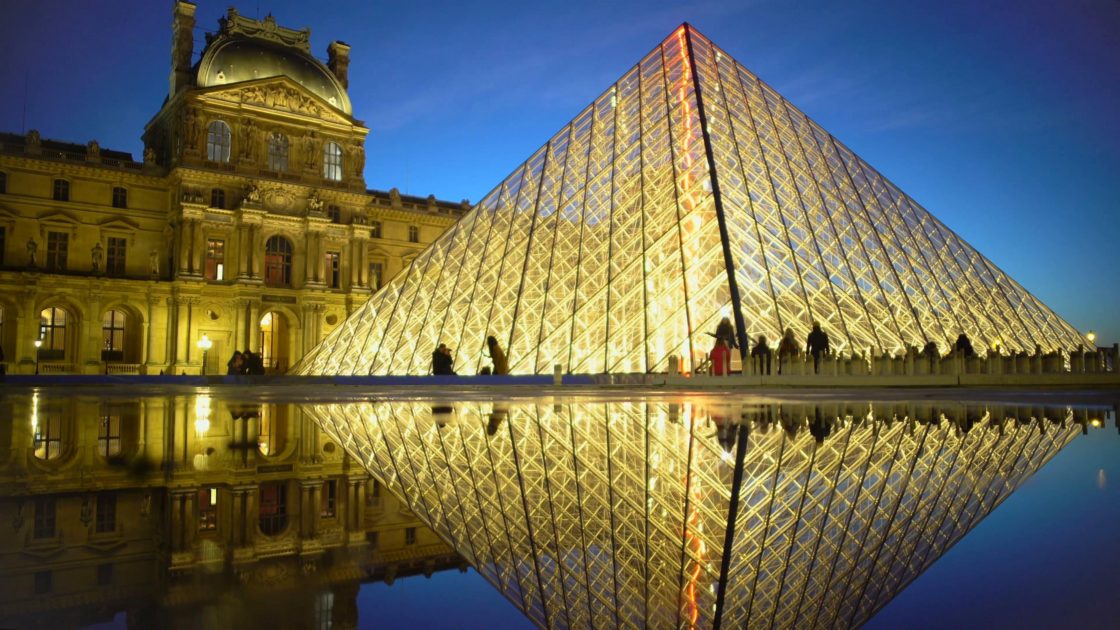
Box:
[0, 387, 1115, 629]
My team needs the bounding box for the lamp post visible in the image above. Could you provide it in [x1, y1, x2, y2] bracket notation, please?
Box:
[1086, 330, 1097, 347]
[33, 339, 42, 375]
[197, 334, 212, 376]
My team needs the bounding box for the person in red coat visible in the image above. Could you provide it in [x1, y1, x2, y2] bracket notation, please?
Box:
[710, 338, 731, 376]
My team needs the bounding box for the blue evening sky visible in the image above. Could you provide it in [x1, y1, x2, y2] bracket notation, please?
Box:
[1, 0, 1116, 344]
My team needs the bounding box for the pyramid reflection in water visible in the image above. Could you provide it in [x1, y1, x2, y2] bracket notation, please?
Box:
[303, 399, 1079, 628]
[295, 25, 1086, 376]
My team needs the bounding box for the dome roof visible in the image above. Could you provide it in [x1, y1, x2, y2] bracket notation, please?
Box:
[196, 36, 352, 115]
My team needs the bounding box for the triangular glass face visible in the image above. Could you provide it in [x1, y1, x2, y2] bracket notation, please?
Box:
[296, 25, 1085, 376]
[303, 399, 1080, 628]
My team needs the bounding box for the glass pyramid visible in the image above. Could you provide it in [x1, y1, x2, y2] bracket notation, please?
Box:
[296, 25, 1086, 376]
[302, 399, 1080, 628]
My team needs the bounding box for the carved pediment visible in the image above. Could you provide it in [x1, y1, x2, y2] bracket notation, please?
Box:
[37, 211, 81, 226]
[198, 78, 353, 125]
[98, 217, 140, 231]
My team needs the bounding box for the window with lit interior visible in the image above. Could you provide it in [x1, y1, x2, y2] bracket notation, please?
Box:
[38, 307, 67, 360]
[206, 239, 225, 280]
[101, 309, 126, 361]
[264, 236, 293, 287]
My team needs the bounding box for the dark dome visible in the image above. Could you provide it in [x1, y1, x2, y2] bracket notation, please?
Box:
[196, 37, 352, 115]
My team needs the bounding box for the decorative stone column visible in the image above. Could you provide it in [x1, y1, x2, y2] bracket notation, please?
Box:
[247, 300, 262, 352]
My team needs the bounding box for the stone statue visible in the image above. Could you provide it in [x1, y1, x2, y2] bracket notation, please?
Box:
[26, 239, 38, 267]
[302, 133, 318, 169]
[352, 142, 365, 177]
[239, 119, 256, 159]
[389, 187, 402, 208]
[143, 146, 156, 164]
[244, 183, 261, 204]
[183, 109, 199, 150]
[87, 140, 100, 158]
[460, 199, 471, 213]
[149, 250, 160, 276]
[26, 129, 40, 147]
[427, 194, 437, 212]
[307, 191, 324, 213]
[91, 242, 103, 273]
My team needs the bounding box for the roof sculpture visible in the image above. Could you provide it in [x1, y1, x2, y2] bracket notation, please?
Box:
[295, 25, 1086, 376]
[303, 399, 1079, 628]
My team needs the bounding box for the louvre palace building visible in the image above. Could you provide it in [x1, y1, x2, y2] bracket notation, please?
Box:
[0, 3, 467, 375]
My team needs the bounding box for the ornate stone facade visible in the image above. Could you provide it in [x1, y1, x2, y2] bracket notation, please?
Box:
[0, 3, 468, 374]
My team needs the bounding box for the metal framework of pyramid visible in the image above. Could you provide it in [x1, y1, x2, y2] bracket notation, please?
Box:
[304, 399, 1079, 628]
[295, 25, 1086, 376]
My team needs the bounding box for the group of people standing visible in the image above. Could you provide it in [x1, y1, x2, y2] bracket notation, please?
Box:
[713, 316, 985, 375]
[711, 317, 832, 375]
[431, 335, 508, 376]
[227, 350, 266, 375]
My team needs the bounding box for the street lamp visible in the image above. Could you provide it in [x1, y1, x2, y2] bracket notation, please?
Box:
[197, 334, 212, 375]
[33, 338, 42, 375]
[1086, 330, 1097, 346]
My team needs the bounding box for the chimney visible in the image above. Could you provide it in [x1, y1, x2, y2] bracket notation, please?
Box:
[169, 1, 197, 98]
[327, 41, 351, 89]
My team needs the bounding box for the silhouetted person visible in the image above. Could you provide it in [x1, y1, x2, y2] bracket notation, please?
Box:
[750, 334, 772, 375]
[954, 333, 976, 358]
[806, 321, 830, 373]
[921, 341, 940, 359]
[486, 335, 508, 375]
[710, 338, 731, 376]
[432, 343, 456, 375]
[227, 351, 244, 375]
[777, 327, 799, 374]
[711, 316, 738, 350]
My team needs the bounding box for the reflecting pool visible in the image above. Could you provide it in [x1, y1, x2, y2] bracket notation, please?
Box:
[0, 388, 1116, 629]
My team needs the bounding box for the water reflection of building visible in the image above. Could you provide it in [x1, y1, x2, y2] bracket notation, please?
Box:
[307, 399, 1104, 629]
[0, 394, 460, 627]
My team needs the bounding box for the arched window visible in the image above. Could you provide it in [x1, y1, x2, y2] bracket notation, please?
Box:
[323, 142, 342, 181]
[264, 236, 292, 287]
[267, 133, 289, 172]
[206, 120, 231, 163]
[38, 307, 67, 361]
[258, 311, 290, 371]
[101, 309, 127, 361]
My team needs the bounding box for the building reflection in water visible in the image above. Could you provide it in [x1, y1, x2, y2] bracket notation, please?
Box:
[0, 393, 462, 628]
[305, 399, 1111, 629]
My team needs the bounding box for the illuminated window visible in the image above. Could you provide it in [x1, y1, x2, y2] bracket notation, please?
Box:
[320, 480, 336, 518]
[106, 237, 126, 275]
[408, 225, 419, 243]
[369, 221, 381, 239]
[46, 231, 68, 270]
[101, 309, 126, 361]
[259, 481, 288, 535]
[199, 487, 218, 531]
[210, 188, 225, 209]
[206, 239, 225, 281]
[34, 498, 56, 538]
[95, 494, 116, 533]
[264, 236, 292, 287]
[53, 179, 69, 201]
[368, 262, 383, 290]
[267, 132, 289, 172]
[38, 307, 67, 360]
[326, 251, 340, 288]
[206, 120, 231, 163]
[314, 592, 334, 630]
[111, 186, 127, 209]
[323, 142, 343, 181]
[327, 204, 341, 223]
[405, 527, 416, 545]
[97, 406, 121, 457]
[33, 412, 63, 460]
